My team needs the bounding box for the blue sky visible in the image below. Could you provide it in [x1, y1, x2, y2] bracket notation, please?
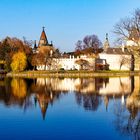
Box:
[0, 0, 140, 52]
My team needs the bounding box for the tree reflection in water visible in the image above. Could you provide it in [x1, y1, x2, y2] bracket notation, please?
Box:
[75, 93, 102, 111]
[0, 76, 140, 139]
[113, 76, 140, 140]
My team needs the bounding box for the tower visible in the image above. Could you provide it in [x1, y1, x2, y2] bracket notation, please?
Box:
[33, 40, 37, 53]
[103, 33, 110, 52]
[38, 27, 49, 47]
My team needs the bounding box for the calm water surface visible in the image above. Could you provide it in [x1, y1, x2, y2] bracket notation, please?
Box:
[0, 76, 139, 140]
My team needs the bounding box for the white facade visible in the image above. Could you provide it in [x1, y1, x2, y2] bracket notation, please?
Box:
[36, 52, 132, 71]
[99, 53, 132, 70]
[37, 55, 95, 71]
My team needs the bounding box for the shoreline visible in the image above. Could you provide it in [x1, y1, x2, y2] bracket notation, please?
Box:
[5, 70, 140, 78]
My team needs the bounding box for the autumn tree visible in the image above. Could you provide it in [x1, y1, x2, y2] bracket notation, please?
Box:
[47, 48, 61, 70]
[0, 37, 33, 71]
[11, 52, 27, 71]
[75, 59, 89, 70]
[37, 46, 61, 70]
[75, 35, 102, 55]
[11, 78, 27, 99]
[31, 53, 45, 70]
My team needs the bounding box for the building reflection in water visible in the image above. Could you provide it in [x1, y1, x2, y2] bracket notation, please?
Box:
[0, 77, 139, 120]
[0, 76, 139, 139]
[113, 76, 140, 140]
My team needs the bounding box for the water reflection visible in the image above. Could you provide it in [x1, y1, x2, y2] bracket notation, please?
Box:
[0, 77, 136, 115]
[0, 76, 140, 139]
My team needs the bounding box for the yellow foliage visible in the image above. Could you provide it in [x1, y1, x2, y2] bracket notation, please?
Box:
[11, 52, 27, 71]
[11, 79, 27, 99]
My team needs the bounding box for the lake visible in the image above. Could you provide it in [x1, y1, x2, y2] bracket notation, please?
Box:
[0, 76, 139, 140]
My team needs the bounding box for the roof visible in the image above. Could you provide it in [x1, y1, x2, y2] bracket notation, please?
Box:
[102, 48, 131, 55]
[38, 28, 49, 47]
[40, 29, 48, 41]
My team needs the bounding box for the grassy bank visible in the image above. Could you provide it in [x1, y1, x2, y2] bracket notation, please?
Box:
[6, 70, 140, 78]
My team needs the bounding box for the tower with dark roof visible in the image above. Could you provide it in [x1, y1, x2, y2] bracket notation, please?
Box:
[33, 40, 38, 53]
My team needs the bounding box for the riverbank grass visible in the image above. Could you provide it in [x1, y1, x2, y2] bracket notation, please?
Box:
[6, 70, 140, 78]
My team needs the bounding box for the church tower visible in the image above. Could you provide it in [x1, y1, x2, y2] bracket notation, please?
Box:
[103, 33, 110, 52]
[38, 27, 49, 47]
[36, 27, 55, 55]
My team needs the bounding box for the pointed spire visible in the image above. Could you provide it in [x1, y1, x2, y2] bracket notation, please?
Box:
[50, 41, 53, 46]
[104, 33, 110, 52]
[38, 27, 48, 47]
[34, 40, 37, 49]
[106, 33, 108, 41]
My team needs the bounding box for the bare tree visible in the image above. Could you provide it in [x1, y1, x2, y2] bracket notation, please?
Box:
[114, 9, 140, 70]
[75, 34, 102, 54]
[114, 9, 140, 46]
[119, 55, 131, 70]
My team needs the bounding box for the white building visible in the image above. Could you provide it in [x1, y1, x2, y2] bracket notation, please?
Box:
[98, 34, 132, 70]
[35, 29, 132, 71]
[37, 54, 96, 71]
[99, 49, 132, 70]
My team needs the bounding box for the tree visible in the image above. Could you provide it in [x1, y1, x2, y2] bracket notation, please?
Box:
[11, 52, 27, 71]
[0, 37, 33, 71]
[75, 59, 89, 70]
[114, 9, 140, 46]
[37, 46, 61, 70]
[38, 46, 54, 70]
[75, 34, 102, 55]
[119, 55, 131, 70]
[31, 53, 45, 70]
[11, 78, 27, 99]
[113, 9, 140, 70]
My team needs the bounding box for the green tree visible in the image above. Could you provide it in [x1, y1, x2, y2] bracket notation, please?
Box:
[11, 52, 27, 71]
